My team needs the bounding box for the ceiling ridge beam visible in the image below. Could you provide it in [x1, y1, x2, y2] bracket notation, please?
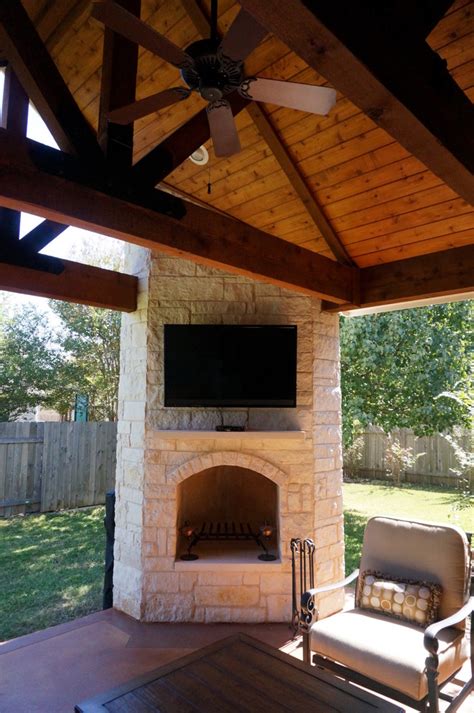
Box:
[0, 130, 356, 305]
[238, 0, 474, 205]
[0, 0, 104, 162]
[322, 244, 474, 312]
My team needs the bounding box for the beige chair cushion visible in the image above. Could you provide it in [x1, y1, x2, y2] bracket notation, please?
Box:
[310, 608, 469, 701]
[360, 517, 470, 628]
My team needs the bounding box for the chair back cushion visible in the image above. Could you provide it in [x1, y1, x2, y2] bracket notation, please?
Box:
[359, 517, 470, 628]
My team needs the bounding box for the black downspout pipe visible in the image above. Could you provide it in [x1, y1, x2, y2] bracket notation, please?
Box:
[103, 490, 115, 610]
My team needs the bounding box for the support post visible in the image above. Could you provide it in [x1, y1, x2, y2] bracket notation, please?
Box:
[103, 490, 116, 610]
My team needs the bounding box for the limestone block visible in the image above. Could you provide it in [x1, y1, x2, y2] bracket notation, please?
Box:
[314, 457, 335, 473]
[123, 401, 146, 422]
[266, 594, 291, 622]
[313, 425, 342, 444]
[147, 305, 190, 324]
[154, 256, 196, 276]
[259, 573, 292, 595]
[130, 422, 145, 448]
[313, 360, 338, 380]
[325, 471, 343, 497]
[126, 500, 143, 527]
[243, 573, 260, 585]
[224, 282, 254, 301]
[191, 410, 223, 430]
[180, 573, 198, 592]
[150, 410, 192, 430]
[313, 411, 342, 426]
[198, 572, 242, 587]
[154, 276, 224, 301]
[195, 585, 259, 607]
[317, 589, 345, 619]
[146, 499, 175, 527]
[144, 593, 195, 622]
[316, 558, 335, 584]
[314, 496, 343, 520]
[313, 387, 341, 412]
[113, 560, 142, 597]
[316, 524, 339, 548]
[143, 464, 167, 484]
[204, 606, 266, 623]
[316, 336, 340, 360]
[122, 447, 144, 465]
[120, 486, 143, 506]
[253, 283, 282, 298]
[144, 572, 180, 593]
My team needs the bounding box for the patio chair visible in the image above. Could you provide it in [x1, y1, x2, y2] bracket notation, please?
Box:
[299, 516, 473, 712]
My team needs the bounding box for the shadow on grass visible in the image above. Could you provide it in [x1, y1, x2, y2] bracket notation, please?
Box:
[344, 510, 368, 575]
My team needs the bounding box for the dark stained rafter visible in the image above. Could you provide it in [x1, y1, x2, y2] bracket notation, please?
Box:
[131, 92, 250, 186]
[0, 0, 103, 162]
[179, 0, 353, 265]
[0, 257, 138, 311]
[0, 130, 356, 305]
[322, 245, 474, 312]
[0, 63, 67, 265]
[98, 0, 140, 171]
[238, 0, 474, 205]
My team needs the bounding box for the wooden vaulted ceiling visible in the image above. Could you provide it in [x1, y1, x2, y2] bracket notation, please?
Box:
[20, 0, 474, 270]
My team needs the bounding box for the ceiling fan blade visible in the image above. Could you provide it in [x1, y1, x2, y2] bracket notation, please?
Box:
[218, 8, 267, 62]
[239, 78, 337, 115]
[92, 1, 193, 69]
[206, 100, 241, 157]
[108, 87, 191, 124]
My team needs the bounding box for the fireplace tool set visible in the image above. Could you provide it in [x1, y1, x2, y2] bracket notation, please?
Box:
[179, 521, 277, 561]
[290, 537, 315, 634]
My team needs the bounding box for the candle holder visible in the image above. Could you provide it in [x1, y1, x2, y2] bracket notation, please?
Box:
[258, 522, 277, 561]
[179, 521, 199, 560]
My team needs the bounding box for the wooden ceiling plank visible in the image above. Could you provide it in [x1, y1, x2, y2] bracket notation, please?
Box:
[0, 130, 356, 305]
[245, 103, 353, 265]
[0, 0, 103, 162]
[35, 0, 90, 53]
[0, 257, 138, 311]
[355, 229, 474, 267]
[98, 0, 140, 171]
[322, 244, 474, 311]
[238, 0, 474, 205]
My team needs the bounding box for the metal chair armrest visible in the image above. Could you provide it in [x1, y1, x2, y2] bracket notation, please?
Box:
[299, 569, 359, 633]
[424, 596, 474, 655]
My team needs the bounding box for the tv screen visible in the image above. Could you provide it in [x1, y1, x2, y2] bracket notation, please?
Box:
[164, 325, 297, 407]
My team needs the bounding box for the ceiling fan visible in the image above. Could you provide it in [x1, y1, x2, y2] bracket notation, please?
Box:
[92, 0, 337, 157]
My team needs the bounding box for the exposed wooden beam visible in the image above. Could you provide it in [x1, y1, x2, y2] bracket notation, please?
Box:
[238, 0, 474, 205]
[247, 103, 353, 266]
[19, 219, 68, 253]
[98, 0, 140, 171]
[0, 131, 356, 304]
[0, 0, 103, 162]
[132, 92, 249, 186]
[0, 257, 138, 311]
[322, 245, 474, 312]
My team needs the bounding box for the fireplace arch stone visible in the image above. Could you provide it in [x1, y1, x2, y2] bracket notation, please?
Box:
[168, 451, 288, 488]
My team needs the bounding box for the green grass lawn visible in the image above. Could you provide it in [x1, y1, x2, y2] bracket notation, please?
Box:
[344, 482, 473, 574]
[0, 507, 105, 642]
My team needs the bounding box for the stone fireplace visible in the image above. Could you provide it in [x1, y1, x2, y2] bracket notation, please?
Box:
[114, 246, 345, 623]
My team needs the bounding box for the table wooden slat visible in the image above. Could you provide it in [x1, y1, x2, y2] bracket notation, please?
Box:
[76, 633, 403, 713]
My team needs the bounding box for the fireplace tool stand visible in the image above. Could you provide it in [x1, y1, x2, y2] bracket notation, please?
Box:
[180, 521, 277, 561]
[290, 537, 315, 635]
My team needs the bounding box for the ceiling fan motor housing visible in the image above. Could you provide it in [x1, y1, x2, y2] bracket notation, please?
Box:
[181, 39, 243, 101]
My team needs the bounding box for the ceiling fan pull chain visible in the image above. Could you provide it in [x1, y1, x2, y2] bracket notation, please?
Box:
[210, 0, 219, 42]
[207, 164, 212, 195]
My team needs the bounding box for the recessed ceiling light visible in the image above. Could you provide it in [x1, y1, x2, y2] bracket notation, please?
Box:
[189, 145, 209, 166]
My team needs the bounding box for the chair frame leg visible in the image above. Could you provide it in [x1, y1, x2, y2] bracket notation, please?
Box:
[425, 654, 440, 712]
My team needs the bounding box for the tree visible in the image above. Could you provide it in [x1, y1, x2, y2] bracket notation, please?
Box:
[340, 301, 473, 446]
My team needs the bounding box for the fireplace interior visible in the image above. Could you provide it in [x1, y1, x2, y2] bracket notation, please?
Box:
[176, 466, 279, 563]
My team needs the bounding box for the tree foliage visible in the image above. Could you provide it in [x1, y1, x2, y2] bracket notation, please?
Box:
[340, 301, 473, 446]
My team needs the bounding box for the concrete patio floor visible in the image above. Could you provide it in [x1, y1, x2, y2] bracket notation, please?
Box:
[0, 608, 472, 713]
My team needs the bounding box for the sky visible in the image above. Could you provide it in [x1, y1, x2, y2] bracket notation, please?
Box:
[0, 69, 124, 317]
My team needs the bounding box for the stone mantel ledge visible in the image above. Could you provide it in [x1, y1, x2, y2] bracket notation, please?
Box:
[152, 430, 306, 440]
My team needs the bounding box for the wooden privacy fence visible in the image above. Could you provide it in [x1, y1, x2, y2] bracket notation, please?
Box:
[346, 427, 472, 486]
[0, 421, 117, 517]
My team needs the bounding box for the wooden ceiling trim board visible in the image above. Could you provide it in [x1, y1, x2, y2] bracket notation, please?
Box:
[332, 184, 462, 236]
[34, 0, 90, 53]
[322, 244, 474, 311]
[238, 0, 474, 205]
[339, 197, 472, 245]
[355, 230, 474, 268]
[428, 4, 474, 49]
[98, 0, 140, 170]
[0, 0, 103, 162]
[0, 131, 355, 304]
[0, 257, 138, 311]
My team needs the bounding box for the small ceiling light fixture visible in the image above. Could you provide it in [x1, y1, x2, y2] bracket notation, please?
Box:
[189, 145, 209, 165]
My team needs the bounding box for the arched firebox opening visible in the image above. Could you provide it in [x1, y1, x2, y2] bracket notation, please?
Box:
[176, 466, 279, 563]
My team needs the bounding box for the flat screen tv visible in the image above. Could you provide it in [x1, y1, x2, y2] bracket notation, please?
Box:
[164, 325, 297, 407]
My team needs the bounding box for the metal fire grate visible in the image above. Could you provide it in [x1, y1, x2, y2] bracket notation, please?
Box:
[180, 521, 277, 561]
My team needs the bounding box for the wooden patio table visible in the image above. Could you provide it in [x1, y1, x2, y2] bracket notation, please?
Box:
[75, 633, 403, 712]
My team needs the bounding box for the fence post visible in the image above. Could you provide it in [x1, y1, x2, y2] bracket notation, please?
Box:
[103, 490, 115, 609]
